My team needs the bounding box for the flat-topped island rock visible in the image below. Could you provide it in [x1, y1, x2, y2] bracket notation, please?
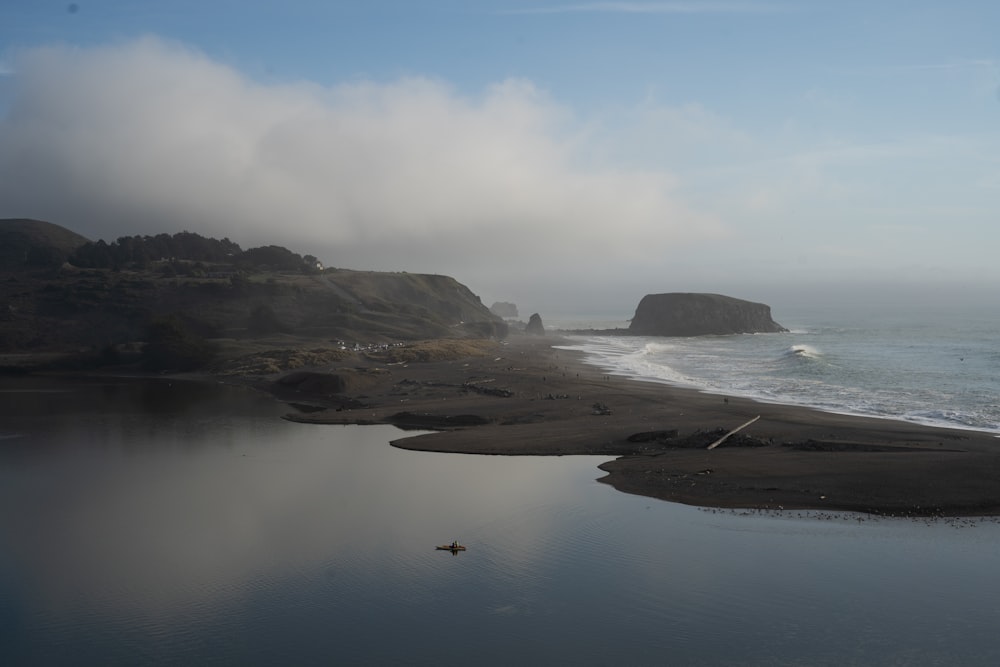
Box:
[629, 292, 786, 336]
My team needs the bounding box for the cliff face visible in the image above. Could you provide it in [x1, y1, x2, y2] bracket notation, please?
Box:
[628, 293, 786, 336]
[0, 266, 507, 352]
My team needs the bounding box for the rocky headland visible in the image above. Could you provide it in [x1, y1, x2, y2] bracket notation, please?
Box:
[0, 219, 506, 369]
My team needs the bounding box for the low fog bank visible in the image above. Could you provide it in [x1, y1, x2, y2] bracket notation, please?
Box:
[0, 37, 716, 298]
[3, 38, 993, 321]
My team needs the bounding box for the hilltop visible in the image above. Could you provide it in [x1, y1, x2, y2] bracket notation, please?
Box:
[0, 218, 91, 270]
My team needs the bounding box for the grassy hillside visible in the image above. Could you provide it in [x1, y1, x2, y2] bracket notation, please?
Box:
[0, 220, 507, 367]
[0, 219, 91, 270]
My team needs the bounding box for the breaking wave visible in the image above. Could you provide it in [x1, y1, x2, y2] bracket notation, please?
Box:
[559, 308, 1000, 435]
[786, 344, 822, 360]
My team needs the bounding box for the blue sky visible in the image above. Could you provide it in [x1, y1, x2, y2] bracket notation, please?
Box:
[1, 1, 998, 315]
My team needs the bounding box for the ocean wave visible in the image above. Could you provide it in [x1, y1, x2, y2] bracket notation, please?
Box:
[784, 344, 823, 360]
[565, 331, 1000, 436]
[559, 337, 693, 386]
[903, 409, 1000, 433]
[638, 341, 680, 356]
[617, 356, 693, 386]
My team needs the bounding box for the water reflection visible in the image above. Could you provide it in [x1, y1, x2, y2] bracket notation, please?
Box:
[3, 377, 1000, 666]
[1, 378, 618, 663]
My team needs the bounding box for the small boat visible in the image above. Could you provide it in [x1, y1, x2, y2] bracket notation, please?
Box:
[436, 543, 466, 551]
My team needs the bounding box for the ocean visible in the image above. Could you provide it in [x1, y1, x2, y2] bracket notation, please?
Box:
[550, 294, 1000, 435]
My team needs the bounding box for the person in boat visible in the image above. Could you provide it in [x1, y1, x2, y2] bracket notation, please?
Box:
[451, 540, 458, 549]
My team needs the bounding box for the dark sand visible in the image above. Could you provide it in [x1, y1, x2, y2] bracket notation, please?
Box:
[279, 335, 1000, 517]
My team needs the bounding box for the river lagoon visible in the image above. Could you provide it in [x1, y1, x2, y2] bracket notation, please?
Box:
[2, 376, 1000, 666]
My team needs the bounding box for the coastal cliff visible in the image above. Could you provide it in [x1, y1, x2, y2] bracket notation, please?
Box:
[0, 219, 507, 361]
[629, 293, 786, 336]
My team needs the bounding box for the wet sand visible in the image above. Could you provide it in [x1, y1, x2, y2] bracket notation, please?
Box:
[279, 335, 1000, 517]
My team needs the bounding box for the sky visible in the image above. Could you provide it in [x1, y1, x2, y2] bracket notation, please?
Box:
[1, 1, 998, 317]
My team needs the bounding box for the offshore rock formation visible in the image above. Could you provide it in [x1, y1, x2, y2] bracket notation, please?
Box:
[489, 301, 519, 319]
[628, 293, 786, 336]
[525, 313, 546, 336]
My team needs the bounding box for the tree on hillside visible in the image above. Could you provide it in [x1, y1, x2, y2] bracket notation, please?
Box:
[238, 245, 310, 272]
[68, 231, 243, 269]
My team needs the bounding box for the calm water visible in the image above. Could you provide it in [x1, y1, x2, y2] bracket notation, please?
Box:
[3, 376, 1000, 666]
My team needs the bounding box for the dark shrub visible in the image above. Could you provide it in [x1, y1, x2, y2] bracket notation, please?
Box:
[141, 316, 218, 371]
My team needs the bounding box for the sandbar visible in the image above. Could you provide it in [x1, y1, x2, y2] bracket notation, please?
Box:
[277, 335, 1000, 517]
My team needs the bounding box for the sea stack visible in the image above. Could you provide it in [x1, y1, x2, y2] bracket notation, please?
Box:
[628, 293, 786, 336]
[489, 301, 518, 319]
[525, 313, 546, 336]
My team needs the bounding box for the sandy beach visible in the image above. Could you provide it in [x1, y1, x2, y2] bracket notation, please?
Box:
[277, 334, 1000, 517]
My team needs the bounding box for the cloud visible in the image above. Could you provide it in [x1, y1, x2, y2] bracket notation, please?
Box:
[0, 37, 718, 300]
